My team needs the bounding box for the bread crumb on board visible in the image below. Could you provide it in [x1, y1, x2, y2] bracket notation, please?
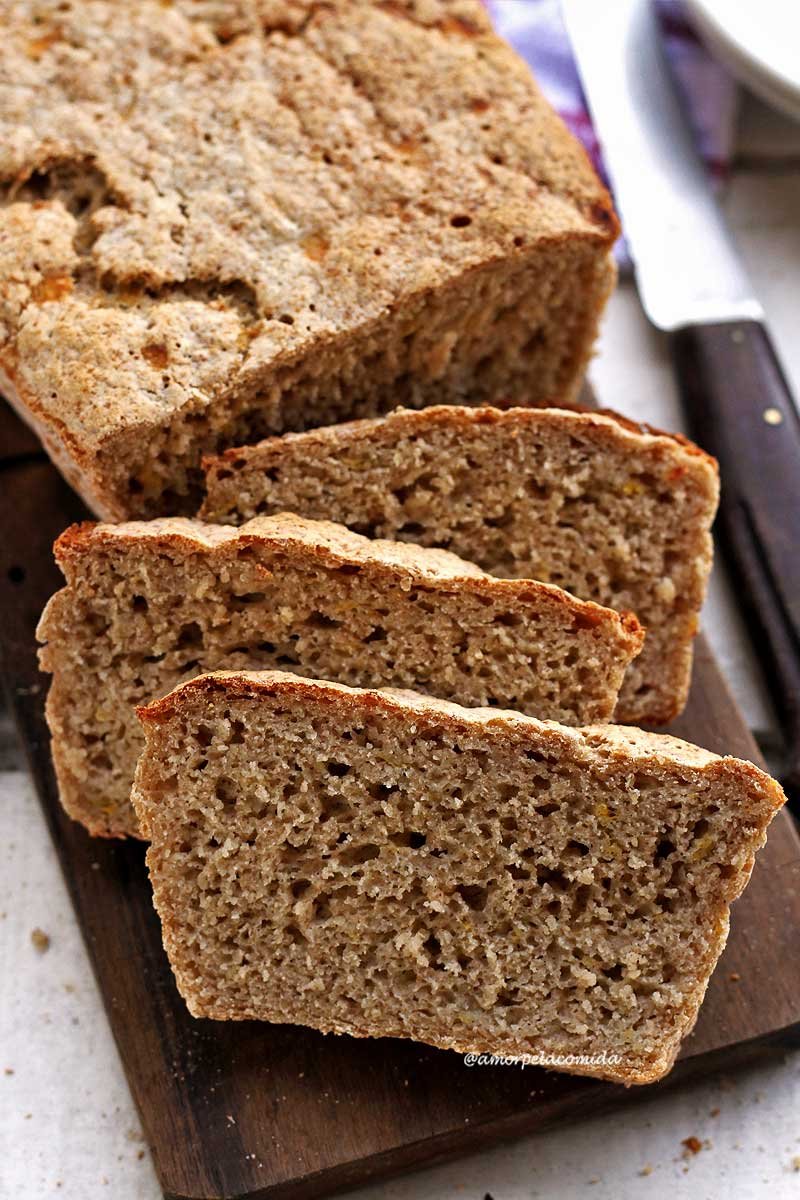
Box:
[30, 927, 50, 953]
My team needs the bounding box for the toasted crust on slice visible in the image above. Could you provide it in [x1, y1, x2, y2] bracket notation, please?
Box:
[38, 513, 642, 836]
[202, 405, 720, 724]
[133, 669, 784, 1085]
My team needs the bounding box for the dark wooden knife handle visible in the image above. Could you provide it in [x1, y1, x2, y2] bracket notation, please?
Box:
[670, 319, 800, 796]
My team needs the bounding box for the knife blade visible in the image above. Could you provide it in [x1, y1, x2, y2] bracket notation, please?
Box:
[562, 0, 760, 330]
[563, 0, 800, 795]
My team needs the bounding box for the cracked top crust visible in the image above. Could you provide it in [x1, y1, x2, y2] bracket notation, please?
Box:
[50, 511, 643, 647]
[137, 668, 785, 801]
[0, 0, 615, 462]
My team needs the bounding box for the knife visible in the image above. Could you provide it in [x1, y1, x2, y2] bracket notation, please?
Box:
[562, 0, 800, 795]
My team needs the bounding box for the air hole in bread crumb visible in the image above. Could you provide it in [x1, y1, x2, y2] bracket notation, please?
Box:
[307, 611, 342, 630]
[456, 883, 488, 911]
[319, 795, 351, 822]
[654, 838, 675, 865]
[388, 830, 424, 848]
[176, 621, 203, 648]
[423, 933, 442, 959]
[325, 760, 350, 777]
[450, 214, 472, 228]
[495, 612, 521, 628]
[370, 782, 398, 801]
[537, 866, 568, 890]
[566, 839, 590, 858]
[231, 592, 266, 608]
[634, 773, 660, 792]
[572, 610, 602, 631]
[340, 842, 380, 866]
[131, 594, 148, 613]
[215, 776, 236, 806]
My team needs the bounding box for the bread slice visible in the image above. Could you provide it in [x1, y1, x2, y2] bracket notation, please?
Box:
[132, 670, 784, 1085]
[37, 513, 642, 838]
[202, 405, 719, 725]
[0, 0, 616, 520]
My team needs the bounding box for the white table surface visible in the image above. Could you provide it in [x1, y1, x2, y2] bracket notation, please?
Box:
[2, 92, 800, 1200]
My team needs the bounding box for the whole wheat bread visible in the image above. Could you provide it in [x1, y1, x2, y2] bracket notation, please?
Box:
[37, 513, 641, 837]
[132, 670, 784, 1085]
[0, 0, 616, 519]
[202, 405, 719, 724]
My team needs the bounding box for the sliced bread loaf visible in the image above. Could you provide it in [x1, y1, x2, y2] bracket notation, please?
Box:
[202, 405, 719, 725]
[37, 514, 642, 837]
[132, 670, 784, 1085]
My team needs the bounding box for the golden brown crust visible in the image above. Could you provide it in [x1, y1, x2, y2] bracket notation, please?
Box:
[0, 359, 123, 518]
[200, 404, 718, 726]
[134, 669, 784, 1084]
[204, 404, 719, 482]
[0, 0, 617, 517]
[50, 513, 644, 651]
[140, 668, 786, 824]
[41, 511, 645, 837]
[136, 668, 778, 804]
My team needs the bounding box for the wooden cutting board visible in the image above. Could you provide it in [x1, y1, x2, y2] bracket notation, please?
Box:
[1, 397, 800, 1200]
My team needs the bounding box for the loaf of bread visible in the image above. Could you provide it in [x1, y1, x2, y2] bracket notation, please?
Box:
[37, 513, 642, 837]
[0, 0, 616, 520]
[132, 670, 784, 1084]
[202, 405, 719, 724]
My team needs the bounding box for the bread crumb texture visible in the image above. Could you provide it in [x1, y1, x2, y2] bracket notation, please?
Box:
[203, 405, 720, 723]
[0, 0, 616, 518]
[132, 671, 784, 1085]
[37, 513, 641, 836]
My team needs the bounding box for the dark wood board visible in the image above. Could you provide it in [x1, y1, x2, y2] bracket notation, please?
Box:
[2, 396, 800, 1200]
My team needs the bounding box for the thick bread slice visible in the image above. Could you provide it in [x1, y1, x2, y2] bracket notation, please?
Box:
[202, 405, 719, 724]
[132, 670, 784, 1085]
[0, 0, 616, 519]
[37, 513, 642, 837]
